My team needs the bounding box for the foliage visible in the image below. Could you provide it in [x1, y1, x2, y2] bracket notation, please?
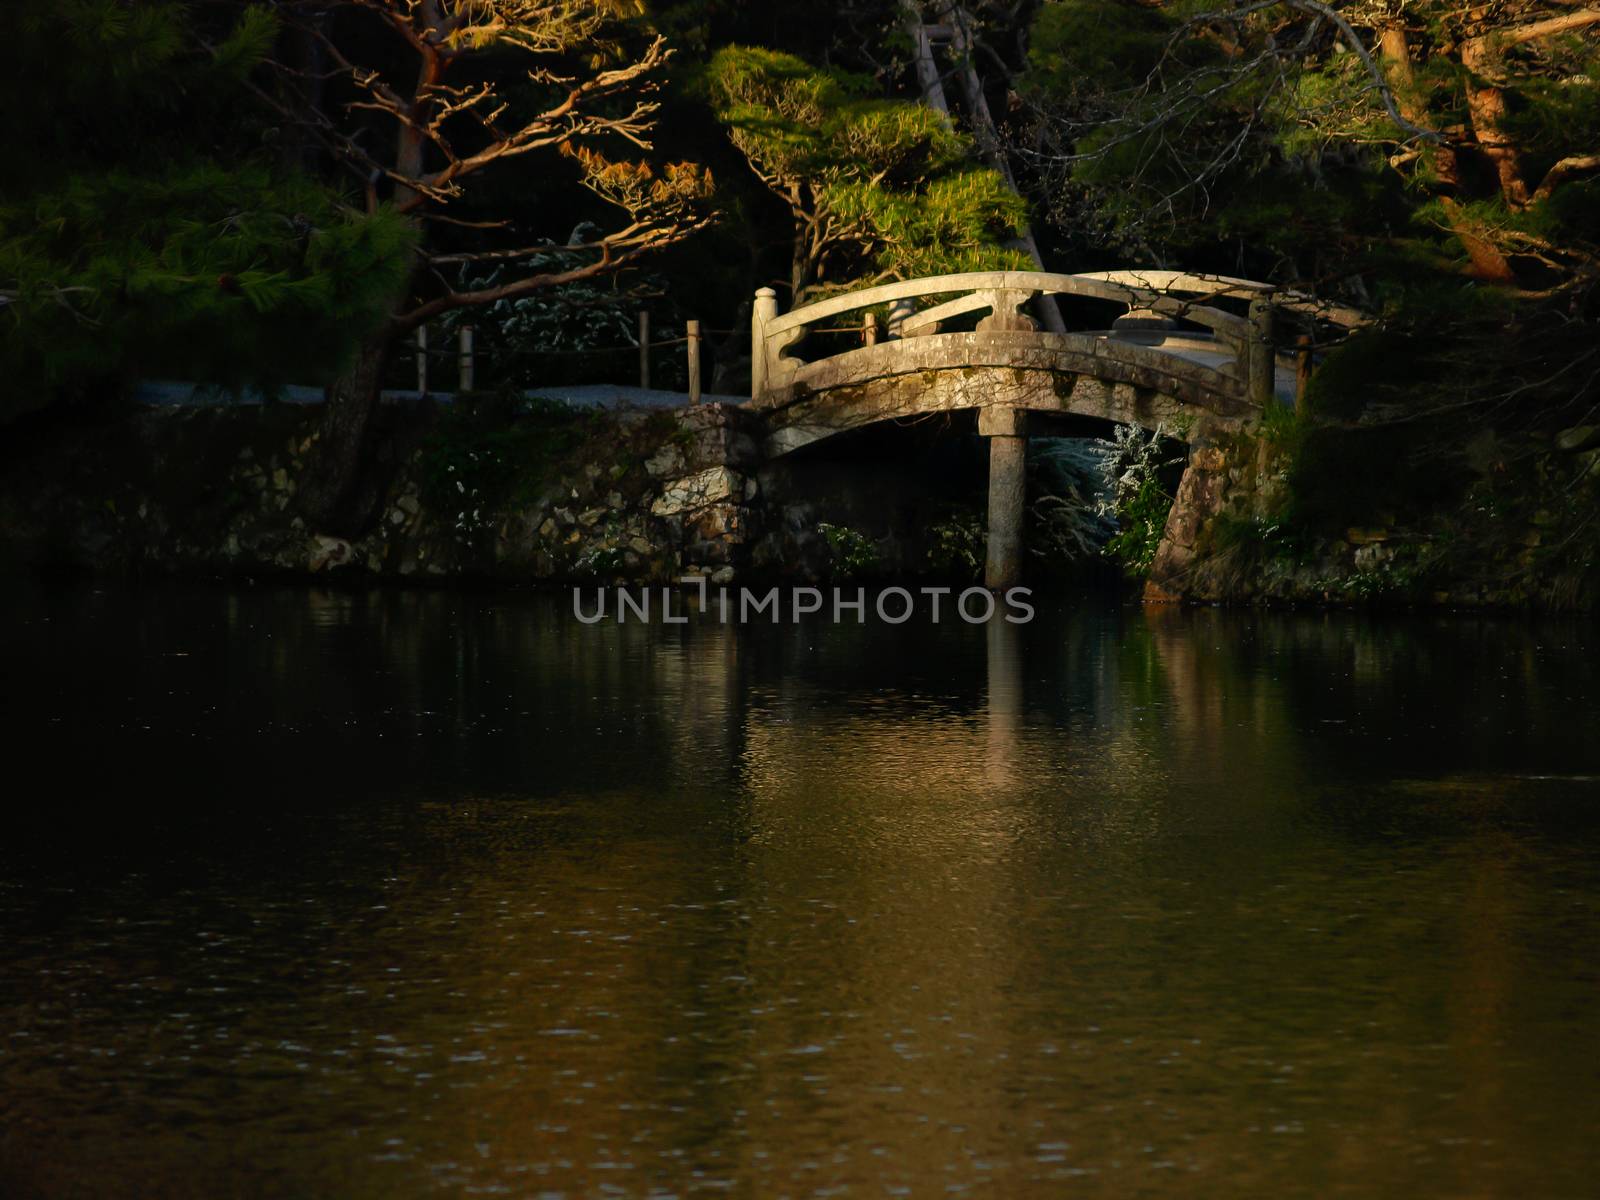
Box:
[418, 395, 590, 545]
[702, 45, 1028, 298]
[817, 520, 880, 577]
[1017, 0, 1600, 302]
[1209, 511, 1312, 565]
[268, 0, 716, 529]
[926, 507, 985, 579]
[437, 247, 687, 390]
[1097, 424, 1184, 576]
[1028, 439, 1117, 567]
[1018, 0, 1280, 259]
[1287, 423, 1454, 532]
[0, 2, 411, 409]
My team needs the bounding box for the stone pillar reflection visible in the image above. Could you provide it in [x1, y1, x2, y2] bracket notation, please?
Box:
[984, 611, 1022, 789]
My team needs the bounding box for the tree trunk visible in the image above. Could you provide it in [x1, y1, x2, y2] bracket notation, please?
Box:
[281, 17, 327, 175]
[1378, 26, 1518, 285]
[1378, 28, 1461, 190]
[1461, 34, 1531, 209]
[297, 332, 394, 534]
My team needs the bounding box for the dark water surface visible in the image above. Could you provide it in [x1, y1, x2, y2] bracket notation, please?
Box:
[2, 580, 1598, 1198]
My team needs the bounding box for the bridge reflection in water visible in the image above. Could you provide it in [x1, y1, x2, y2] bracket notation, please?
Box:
[2, 583, 1598, 1197]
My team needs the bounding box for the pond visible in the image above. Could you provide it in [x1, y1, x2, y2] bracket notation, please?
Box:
[2, 580, 1598, 1197]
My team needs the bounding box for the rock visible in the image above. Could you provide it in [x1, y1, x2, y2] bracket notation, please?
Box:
[651, 467, 742, 516]
[309, 535, 352, 571]
[690, 501, 745, 542]
[554, 507, 576, 527]
[1353, 543, 1393, 569]
[743, 478, 760, 501]
[1190, 446, 1227, 471]
[578, 508, 606, 527]
[1557, 424, 1600, 453]
[645, 444, 686, 478]
[272, 468, 289, 490]
[389, 508, 406, 527]
[675, 404, 765, 470]
[397, 494, 420, 516]
[709, 566, 736, 585]
[628, 536, 653, 555]
[687, 536, 733, 566]
[539, 518, 558, 539]
[607, 491, 623, 509]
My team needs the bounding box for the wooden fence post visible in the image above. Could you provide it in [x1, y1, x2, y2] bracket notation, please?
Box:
[687, 319, 702, 404]
[638, 310, 651, 390]
[1295, 331, 1314, 405]
[1247, 296, 1275, 407]
[415, 325, 428, 395]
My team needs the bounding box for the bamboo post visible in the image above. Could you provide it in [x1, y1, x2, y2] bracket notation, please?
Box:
[686, 319, 702, 405]
[638, 310, 651, 390]
[458, 325, 475, 393]
[415, 325, 428, 395]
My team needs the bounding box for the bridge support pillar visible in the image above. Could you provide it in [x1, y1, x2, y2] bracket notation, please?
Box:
[980, 407, 1027, 591]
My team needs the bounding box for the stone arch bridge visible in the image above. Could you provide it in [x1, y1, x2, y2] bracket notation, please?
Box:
[741, 270, 1364, 590]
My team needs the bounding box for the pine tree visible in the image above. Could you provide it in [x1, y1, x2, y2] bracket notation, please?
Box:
[1015, 0, 1600, 297]
[703, 45, 1029, 302]
[261, 0, 717, 533]
[0, 2, 412, 420]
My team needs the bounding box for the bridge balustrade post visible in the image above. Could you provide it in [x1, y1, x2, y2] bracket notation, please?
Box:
[751, 287, 778, 398]
[1247, 296, 1276, 407]
[975, 289, 1038, 333]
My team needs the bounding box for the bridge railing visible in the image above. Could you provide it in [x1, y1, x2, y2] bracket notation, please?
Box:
[750, 270, 1365, 407]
